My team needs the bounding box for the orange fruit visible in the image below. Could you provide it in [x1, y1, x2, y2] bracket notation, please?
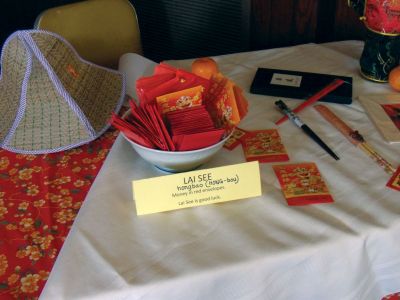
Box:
[191, 57, 219, 79]
[388, 65, 400, 91]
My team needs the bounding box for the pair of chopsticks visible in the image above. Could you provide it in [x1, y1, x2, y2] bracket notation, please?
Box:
[275, 79, 345, 161]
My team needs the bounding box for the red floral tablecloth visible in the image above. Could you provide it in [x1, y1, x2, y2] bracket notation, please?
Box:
[0, 127, 399, 299]
[0, 129, 118, 299]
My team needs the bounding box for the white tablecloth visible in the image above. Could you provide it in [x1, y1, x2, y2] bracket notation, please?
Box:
[40, 41, 400, 300]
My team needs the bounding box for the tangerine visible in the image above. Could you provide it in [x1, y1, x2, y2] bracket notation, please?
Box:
[388, 65, 400, 91]
[191, 57, 219, 79]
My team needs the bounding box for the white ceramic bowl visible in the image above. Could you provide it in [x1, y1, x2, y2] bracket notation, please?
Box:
[122, 132, 229, 172]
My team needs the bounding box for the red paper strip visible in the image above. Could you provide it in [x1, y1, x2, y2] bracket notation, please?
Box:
[275, 78, 344, 125]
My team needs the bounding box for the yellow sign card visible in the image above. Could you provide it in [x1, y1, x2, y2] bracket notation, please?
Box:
[133, 161, 262, 215]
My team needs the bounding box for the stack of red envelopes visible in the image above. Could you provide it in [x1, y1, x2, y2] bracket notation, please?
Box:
[112, 62, 248, 151]
[111, 100, 175, 151]
[166, 106, 225, 151]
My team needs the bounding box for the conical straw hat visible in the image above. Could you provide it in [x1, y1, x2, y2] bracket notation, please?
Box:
[0, 30, 125, 154]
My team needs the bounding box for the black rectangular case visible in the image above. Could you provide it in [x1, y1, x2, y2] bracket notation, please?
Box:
[250, 68, 353, 104]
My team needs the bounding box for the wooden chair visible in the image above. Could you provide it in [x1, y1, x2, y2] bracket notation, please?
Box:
[34, 0, 142, 69]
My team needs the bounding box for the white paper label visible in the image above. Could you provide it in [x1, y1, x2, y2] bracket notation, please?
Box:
[270, 73, 302, 87]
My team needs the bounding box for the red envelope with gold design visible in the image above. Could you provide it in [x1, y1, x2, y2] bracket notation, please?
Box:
[141, 69, 210, 105]
[206, 73, 241, 129]
[386, 166, 400, 191]
[156, 85, 204, 115]
[233, 85, 249, 119]
[241, 129, 289, 162]
[223, 127, 247, 150]
[273, 162, 334, 206]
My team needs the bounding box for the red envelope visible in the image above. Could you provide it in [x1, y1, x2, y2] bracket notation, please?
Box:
[233, 85, 249, 119]
[148, 104, 176, 151]
[241, 129, 289, 163]
[223, 127, 247, 150]
[206, 73, 240, 129]
[140, 104, 174, 150]
[164, 105, 225, 150]
[273, 163, 334, 206]
[205, 73, 228, 105]
[110, 100, 175, 151]
[154, 62, 177, 75]
[173, 129, 225, 151]
[156, 85, 204, 115]
[125, 114, 166, 150]
[136, 73, 175, 104]
[110, 113, 155, 148]
[386, 166, 400, 191]
[166, 106, 215, 136]
[142, 69, 210, 105]
[203, 72, 250, 131]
